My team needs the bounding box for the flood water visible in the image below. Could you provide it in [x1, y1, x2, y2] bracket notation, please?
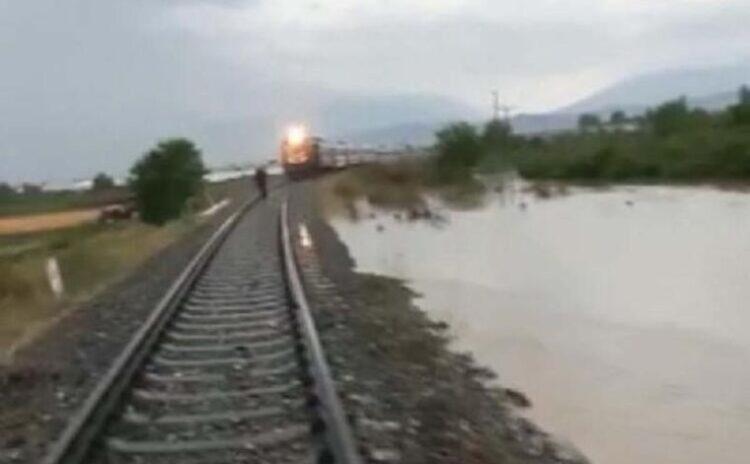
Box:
[330, 183, 750, 464]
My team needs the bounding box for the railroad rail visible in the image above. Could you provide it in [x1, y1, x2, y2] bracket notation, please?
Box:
[43, 193, 363, 464]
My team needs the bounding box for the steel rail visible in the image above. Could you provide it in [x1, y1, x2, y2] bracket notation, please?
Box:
[280, 200, 364, 464]
[42, 195, 261, 464]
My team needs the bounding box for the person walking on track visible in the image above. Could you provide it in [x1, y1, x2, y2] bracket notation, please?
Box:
[255, 166, 268, 199]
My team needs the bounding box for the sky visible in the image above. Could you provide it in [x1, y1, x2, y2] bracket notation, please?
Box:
[1, 0, 749, 183]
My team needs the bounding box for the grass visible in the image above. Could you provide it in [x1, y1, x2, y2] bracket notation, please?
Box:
[0, 187, 130, 218]
[0, 214, 200, 362]
[0, 178, 248, 361]
[316, 161, 490, 219]
[316, 162, 428, 218]
[0, 178, 250, 362]
[494, 125, 750, 183]
[0, 175, 249, 220]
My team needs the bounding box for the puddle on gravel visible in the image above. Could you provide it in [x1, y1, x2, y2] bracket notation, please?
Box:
[329, 183, 750, 464]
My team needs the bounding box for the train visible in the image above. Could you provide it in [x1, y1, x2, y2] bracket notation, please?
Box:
[279, 124, 416, 178]
[279, 125, 321, 178]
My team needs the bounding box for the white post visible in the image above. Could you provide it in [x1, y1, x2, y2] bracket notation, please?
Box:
[46, 257, 65, 299]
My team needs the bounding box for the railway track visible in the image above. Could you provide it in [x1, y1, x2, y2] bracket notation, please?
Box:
[43, 194, 362, 464]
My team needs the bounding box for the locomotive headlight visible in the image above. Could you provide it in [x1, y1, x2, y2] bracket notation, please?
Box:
[286, 125, 308, 147]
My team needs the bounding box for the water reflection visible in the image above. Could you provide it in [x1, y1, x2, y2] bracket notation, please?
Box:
[331, 183, 750, 464]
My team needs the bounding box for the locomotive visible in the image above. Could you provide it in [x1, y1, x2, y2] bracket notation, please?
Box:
[279, 125, 321, 178]
[279, 124, 391, 177]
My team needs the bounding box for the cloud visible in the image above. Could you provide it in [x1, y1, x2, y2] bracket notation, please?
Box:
[171, 0, 750, 110]
[0, 0, 748, 182]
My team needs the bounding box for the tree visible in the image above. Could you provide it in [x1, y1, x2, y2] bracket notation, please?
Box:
[648, 97, 691, 136]
[21, 183, 42, 195]
[91, 172, 115, 191]
[610, 110, 627, 125]
[129, 138, 206, 225]
[740, 85, 750, 105]
[434, 122, 482, 182]
[730, 85, 750, 126]
[578, 113, 601, 132]
[481, 119, 513, 154]
[0, 183, 15, 197]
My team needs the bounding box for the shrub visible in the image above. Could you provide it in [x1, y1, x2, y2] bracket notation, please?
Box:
[434, 122, 483, 183]
[91, 172, 115, 191]
[129, 139, 206, 225]
[730, 86, 750, 126]
[0, 183, 15, 197]
[648, 97, 690, 136]
[578, 113, 601, 132]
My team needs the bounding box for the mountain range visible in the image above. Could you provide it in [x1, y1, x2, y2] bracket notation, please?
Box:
[345, 61, 750, 143]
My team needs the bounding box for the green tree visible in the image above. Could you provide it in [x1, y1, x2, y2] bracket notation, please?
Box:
[434, 122, 482, 182]
[610, 110, 627, 125]
[481, 118, 513, 154]
[0, 183, 15, 197]
[21, 183, 42, 195]
[578, 113, 601, 132]
[740, 85, 750, 105]
[649, 97, 690, 136]
[730, 85, 750, 126]
[91, 172, 115, 191]
[129, 138, 206, 225]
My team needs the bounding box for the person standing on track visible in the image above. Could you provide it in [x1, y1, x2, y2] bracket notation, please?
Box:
[255, 166, 268, 199]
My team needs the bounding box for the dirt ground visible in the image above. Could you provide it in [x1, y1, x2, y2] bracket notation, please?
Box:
[0, 209, 100, 236]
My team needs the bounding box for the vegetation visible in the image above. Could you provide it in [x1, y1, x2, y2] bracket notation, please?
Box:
[0, 187, 130, 218]
[91, 172, 116, 191]
[0, 220, 193, 357]
[0, 183, 14, 197]
[433, 122, 483, 182]
[578, 113, 601, 132]
[129, 138, 206, 225]
[434, 85, 750, 182]
[0, 175, 250, 360]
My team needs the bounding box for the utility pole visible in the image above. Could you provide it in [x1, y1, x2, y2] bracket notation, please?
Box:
[491, 90, 514, 121]
[492, 90, 500, 121]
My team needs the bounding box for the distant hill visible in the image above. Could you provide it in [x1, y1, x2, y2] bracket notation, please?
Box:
[560, 62, 750, 115]
[338, 63, 750, 144]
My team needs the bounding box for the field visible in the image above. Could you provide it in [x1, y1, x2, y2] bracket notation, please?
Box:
[0, 176, 252, 362]
[0, 220, 194, 362]
[0, 187, 129, 218]
[0, 208, 101, 237]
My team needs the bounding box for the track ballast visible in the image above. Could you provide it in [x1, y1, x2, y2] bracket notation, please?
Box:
[43, 194, 362, 464]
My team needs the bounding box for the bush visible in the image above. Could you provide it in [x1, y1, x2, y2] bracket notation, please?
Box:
[0, 183, 15, 197]
[129, 139, 206, 225]
[648, 98, 690, 136]
[578, 113, 601, 132]
[91, 172, 115, 191]
[434, 122, 483, 182]
[730, 104, 750, 126]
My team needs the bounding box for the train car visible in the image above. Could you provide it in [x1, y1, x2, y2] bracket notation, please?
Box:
[280, 124, 395, 177]
[279, 125, 321, 178]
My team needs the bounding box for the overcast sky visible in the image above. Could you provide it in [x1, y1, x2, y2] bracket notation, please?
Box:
[1, 0, 749, 183]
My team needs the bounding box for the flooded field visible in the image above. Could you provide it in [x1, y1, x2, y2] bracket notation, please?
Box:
[330, 183, 750, 464]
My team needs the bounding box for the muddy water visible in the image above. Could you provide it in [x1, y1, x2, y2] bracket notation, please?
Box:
[330, 184, 750, 464]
